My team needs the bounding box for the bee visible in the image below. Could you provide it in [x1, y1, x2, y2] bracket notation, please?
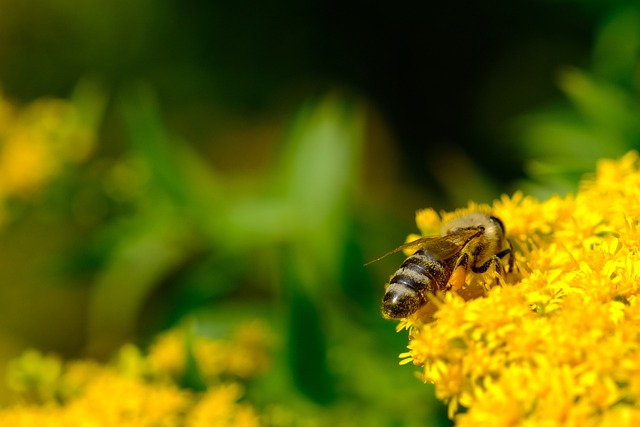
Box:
[369, 212, 512, 319]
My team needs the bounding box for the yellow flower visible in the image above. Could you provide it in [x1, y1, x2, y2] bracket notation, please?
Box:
[0, 321, 269, 426]
[223, 321, 272, 379]
[186, 383, 261, 427]
[5, 349, 62, 403]
[395, 151, 640, 425]
[147, 328, 187, 380]
[57, 360, 104, 401]
[0, 93, 99, 198]
[415, 208, 441, 235]
[0, 404, 66, 427]
[62, 370, 191, 427]
[148, 321, 272, 383]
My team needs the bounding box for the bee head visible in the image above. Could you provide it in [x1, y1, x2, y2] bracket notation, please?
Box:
[489, 215, 505, 236]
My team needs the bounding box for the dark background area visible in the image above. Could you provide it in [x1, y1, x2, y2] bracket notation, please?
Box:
[0, 1, 597, 195]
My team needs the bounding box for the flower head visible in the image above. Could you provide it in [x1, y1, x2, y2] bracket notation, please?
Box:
[396, 151, 640, 425]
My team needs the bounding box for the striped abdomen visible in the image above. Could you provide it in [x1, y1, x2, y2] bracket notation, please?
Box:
[382, 250, 453, 319]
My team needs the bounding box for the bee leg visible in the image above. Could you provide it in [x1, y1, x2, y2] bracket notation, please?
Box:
[447, 252, 470, 291]
[471, 256, 502, 290]
[499, 239, 515, 273]
[471, 254, 507, 289]
[471, 255, 504, 274]
[495, 248, 511, 272]
[507, 239, 516, 273]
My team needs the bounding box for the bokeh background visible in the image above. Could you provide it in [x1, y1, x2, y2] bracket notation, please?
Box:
[1, 0, 639, 425]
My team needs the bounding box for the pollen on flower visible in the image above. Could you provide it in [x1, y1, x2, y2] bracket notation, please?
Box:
[394, 151, 640, 426]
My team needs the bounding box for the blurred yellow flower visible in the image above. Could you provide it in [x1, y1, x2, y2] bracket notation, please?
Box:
[147, 328, 187, 380]
[1, 321, 269, 426]
[214, 321, 272, 380]
[396, 151, 640, 425]
[5, 349, 62, 402]
[63, 370, 190, 427]
[0, 95, 97, 196]
[186, 383, 260, 427]
[0, 84, 103, 226]
[148, 321, 271, 383]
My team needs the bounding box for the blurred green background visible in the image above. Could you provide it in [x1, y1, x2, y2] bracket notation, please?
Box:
[0, 0, 639, 425]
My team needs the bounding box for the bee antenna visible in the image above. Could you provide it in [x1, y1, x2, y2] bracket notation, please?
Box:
[364, 237, 430, 266]
[364, 252, 393, 266]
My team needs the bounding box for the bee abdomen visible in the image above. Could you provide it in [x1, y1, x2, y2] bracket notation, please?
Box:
[390, 250, 447, 293]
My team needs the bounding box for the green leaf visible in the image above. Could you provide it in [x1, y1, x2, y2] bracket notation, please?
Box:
[592, 4, 640, 85]
[558, 68, 640, 138]
[118, 84, 224, 210]
[180, 319, 208, 392]
[276, 95, 365, 285]
[284, 263, 336, 405]
[84, 212, 199, 356]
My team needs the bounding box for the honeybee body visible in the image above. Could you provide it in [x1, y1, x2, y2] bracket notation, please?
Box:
[383, 247, 458, 318]
[376, 212, 511, 319]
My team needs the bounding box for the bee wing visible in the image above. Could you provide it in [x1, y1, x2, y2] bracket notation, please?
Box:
[365, 228, 481, 266]
[419, 228, 483, 259]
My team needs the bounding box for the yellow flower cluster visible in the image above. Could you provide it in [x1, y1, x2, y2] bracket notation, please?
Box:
[0, 90, 98, 195]
[147, 321, 271, 383]
[0, 86, 102, 224]
[398, 151, 640, 426]
[1, 322, 270, 427]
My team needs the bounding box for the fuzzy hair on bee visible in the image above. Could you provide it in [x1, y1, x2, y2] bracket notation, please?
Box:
[368, 212, 512, 319]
